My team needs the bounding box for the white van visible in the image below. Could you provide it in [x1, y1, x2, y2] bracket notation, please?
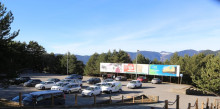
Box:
[101, 81, 122, 94]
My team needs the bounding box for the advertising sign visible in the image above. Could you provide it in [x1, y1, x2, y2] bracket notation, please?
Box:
[149, 65, 180, 77]
[100, 63, 122, 73]
[123, 64, 136, 73]
[100, 63, 180, 77]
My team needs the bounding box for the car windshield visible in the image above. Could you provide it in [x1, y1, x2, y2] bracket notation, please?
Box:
[47, 78, 55, 81]
[27, 80, 33, 82]
[40, 82, 45, 84]
[95, 83, 106, 86]
[23, 94, 33, 102]
[86, 87, 94, 90]
[102, 83, 111, 87]
[12, 94, 30, 102]
[130, 81, 136, 83]
[153, 78, 158, 80]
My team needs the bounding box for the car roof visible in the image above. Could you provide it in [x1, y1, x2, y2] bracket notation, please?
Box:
[67, 83, 78, 85]
[30, 90, 63, 96]
[132, 80, 139, 81]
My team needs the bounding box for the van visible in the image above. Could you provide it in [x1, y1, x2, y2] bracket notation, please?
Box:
[12, 90, 65, 106]
[101, 81, 122, 94]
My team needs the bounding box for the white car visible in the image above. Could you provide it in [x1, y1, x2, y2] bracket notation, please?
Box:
[51, 82, 69, 91]
[35, 81, 56, 90]
[81, 86, 102, 97]
[101, 81, 122, 94]
[127, 80, 142, 89]
[62, 83, 82, 94]
[57, 79, 82, 86]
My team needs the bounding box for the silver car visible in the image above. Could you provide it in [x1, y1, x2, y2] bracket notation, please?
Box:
[151, 78, 162, 84]
[62, 83, 81, 94]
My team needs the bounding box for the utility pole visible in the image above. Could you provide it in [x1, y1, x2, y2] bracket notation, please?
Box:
[67, 51, 69, 75]
[136, 50, 139, 79]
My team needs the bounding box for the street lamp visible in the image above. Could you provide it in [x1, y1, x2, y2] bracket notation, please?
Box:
[67, 51, 69, 75]
[136, 50, 139, 79]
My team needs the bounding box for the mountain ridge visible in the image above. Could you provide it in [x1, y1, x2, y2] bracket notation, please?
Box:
[58, 49, 220, 64]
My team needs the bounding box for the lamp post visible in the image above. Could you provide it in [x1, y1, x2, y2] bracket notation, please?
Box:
[67, 51, 69, 75]
[136, 50, 139, 79]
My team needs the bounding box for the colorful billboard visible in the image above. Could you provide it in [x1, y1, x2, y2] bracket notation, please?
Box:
[100, 63, 122, 73]
[149, 65, 180, 77]
[100, 63, 180, 77]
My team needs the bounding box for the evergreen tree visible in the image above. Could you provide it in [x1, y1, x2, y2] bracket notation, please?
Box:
[0, 2, 20, 80]
[193, 55, 220, 95]
[84, 53, 99, 76]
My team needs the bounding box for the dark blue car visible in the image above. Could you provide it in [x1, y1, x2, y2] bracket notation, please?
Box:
[65, 74, 83, 80]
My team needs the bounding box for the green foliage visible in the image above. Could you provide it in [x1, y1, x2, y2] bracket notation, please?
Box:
[0, 2, 20, 79]
[84, 50, 132, 76]
[192, 55, 220, 94]
[84, 53, 99, 76]
[133, 54, 150, 64]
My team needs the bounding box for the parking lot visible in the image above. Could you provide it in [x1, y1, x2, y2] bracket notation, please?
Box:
[0, 73, 219, 109]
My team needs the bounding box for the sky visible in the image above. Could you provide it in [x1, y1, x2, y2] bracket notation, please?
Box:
[2, 0, 220, 55]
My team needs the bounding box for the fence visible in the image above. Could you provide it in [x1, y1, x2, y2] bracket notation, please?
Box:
[0, 92, 159, 108]
[187, 98, 220, 109]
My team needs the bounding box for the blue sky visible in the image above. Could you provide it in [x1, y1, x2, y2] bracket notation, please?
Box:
[2, 0, 220, 55]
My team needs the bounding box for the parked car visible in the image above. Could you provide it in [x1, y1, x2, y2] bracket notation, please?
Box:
[62, 83, 82, 94]
[137, 76, 148, 83]
[57, 79, 82, 86]
[103, 78, 114, 83]
[127, 80, 142, 89]
[11, 90, 65, 106]
[9, 77, 31, 85]
[151, 78, 162, 84]
[81, 86, 102, 97]
[66, 74, 83, 80]
[35, 81, 56, 90]
[23, 79, 42, 87]
[115, 76, 127, 81]
[11, 94, 30, 102]
[101, 81, 122, 94]
[46, 78, 60, 83]
[87, 78, 101, 84]
[51, 82, 69, 91]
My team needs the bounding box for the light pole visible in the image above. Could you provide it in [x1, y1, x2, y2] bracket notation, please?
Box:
[67, 51, 69, 75]
[136, 50, 139, 79]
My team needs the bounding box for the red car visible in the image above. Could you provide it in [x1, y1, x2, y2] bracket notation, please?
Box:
[137, 76, 148, 83]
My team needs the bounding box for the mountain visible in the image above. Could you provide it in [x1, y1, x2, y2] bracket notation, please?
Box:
[75, 55, 90, 64]
[59, 49, 220, 64]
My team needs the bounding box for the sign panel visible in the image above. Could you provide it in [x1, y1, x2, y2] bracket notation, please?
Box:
[149, 65, 180, 77]
[100, 63, 122, 73]
[100, 63, 180, 77]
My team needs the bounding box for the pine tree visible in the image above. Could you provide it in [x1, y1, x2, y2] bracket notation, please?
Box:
[193, 55, 220, 95]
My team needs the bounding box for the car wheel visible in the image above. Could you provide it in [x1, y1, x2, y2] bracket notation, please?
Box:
[135, 85, 137, 88]
[140, 84, 142, 88]
[118, 89, 122, 93]
[68, 90, 71, 94]
[42, 86, 45, 90]
[78, 89, 82, 93]
[109, 90, 112, 94]
[90, 93, 93, 97]
[99, 91, 102, 95]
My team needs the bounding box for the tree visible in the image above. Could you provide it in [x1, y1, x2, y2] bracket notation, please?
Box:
[27, 41, 46, 71]
[0, 2, 20, 45]
[0, 2, 20, 81]
[60, 52, 78, 75]
[84, 53, 99, 76]
[133, 54, 149, 64]
[170, 52, 180, 65]
[192, 55, 220, 95]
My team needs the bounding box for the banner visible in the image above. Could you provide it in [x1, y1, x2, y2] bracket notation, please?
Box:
[100, 63, 180, 77]
[100, 63, 122, 73]
[149, 65, 180, 77]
